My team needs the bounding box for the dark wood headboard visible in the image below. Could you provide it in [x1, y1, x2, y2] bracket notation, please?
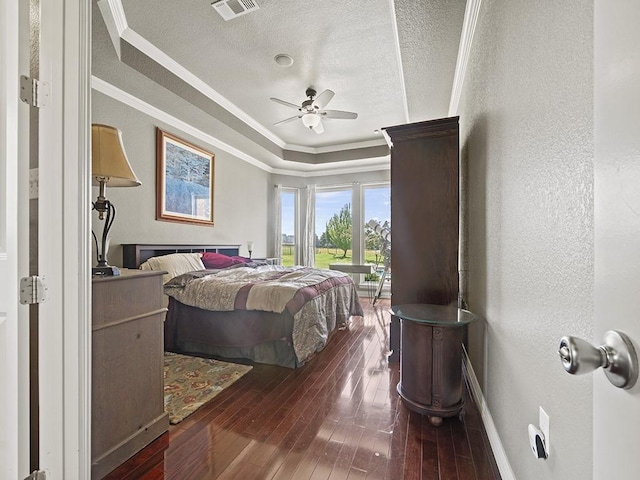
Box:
[122, 243, 241, 269]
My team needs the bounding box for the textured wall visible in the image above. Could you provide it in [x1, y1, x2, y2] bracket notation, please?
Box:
[458, 1, 593, 478]
[92, 92, 271, 264]
[394, 0, 466, 121]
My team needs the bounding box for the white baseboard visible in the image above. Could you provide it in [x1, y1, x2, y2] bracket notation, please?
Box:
[463, 350, 516, 480]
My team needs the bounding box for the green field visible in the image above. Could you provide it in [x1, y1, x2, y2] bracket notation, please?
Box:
[281, 247, 383, 270]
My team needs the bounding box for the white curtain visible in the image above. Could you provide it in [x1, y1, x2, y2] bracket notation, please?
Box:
[273, 184, 282, 263]
[301, 184, 315, 266]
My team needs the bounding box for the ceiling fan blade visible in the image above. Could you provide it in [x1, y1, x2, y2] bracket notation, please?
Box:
[273, 115, 301, 126]
[321, 109, 358, 120]
[312, 120, 324, 134]
[312, 89, 334, 110]
[270, 97, 301, 110]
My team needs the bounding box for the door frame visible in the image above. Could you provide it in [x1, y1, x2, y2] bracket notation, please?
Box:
[0, 0, 30, 476]
[37, 0, 91, 477]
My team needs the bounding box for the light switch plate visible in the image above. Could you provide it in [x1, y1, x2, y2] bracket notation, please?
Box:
[539, 406, 550, 457]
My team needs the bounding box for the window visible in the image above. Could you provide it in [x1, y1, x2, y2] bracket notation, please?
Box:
[314, 188, 352, 268]
[363, 184, 391, 291]
[280, 189, 297, 266]
[363, 184, 391, 265]
[278, 181, 390, 273]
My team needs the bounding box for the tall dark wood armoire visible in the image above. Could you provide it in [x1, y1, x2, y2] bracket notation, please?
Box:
[384, 116, 460, 363]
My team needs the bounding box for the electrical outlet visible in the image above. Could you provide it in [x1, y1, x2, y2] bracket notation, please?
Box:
[539, 406, 550, 457]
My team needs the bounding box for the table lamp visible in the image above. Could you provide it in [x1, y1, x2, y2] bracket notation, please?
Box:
[92, 124, 141, 276]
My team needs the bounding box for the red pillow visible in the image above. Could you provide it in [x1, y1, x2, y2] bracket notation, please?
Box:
[201, 252, 240, 269]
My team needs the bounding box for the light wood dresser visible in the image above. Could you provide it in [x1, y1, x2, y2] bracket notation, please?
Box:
[91, 269, 169, 479]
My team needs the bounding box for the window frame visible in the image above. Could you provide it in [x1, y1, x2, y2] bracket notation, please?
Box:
[280, 187, 299, 266]
[314, 184, 354, 265]
[360, 182, 391, 292]
[278, 180, 390, 276]
[361, 181, 391, 264]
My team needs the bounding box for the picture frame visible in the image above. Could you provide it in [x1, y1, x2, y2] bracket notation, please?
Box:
[156, 128, 215, 226]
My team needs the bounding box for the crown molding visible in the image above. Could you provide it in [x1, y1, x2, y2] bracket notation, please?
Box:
[92, 75, 274, 172]
[99, 0, 284, 148]
[389, 0, 410, 124]
[97, 0, 127, 58]
[282, 137, 388, 154]
[92, 76, 389, 177]
[448, 0, 483, 116]
[97, 0, 387, 157]
[273, 158, 390, 178]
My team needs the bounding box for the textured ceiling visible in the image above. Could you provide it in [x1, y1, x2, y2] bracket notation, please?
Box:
[99, 0, 465, 166]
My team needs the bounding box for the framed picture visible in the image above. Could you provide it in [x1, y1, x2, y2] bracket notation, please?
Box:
[156, 128, 215, 225]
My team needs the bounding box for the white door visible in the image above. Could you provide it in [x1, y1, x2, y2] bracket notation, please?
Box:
[594, 1, 640, 478]
[0, 0, 30, 478]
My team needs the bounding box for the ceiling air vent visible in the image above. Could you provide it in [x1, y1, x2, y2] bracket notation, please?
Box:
[211, 0, 259, 21]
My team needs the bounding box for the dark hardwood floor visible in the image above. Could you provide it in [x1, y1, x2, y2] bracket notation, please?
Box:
[105, 298, 501, 480]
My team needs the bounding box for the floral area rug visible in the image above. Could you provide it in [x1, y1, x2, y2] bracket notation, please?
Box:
[164, 352, 252, 424]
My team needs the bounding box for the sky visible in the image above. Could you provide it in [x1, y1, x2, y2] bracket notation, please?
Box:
[281, 186, 390, 238]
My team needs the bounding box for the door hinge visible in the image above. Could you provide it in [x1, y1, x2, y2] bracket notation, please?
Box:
[19, 275, 48, 305]
[24, 471, 47, 480]
[20, 75, 50, 108]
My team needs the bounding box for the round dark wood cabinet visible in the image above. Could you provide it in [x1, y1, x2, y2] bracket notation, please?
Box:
[391, 304, 478, 426]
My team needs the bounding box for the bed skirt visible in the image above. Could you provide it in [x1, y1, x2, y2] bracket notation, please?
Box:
[164, 298, 299, 368]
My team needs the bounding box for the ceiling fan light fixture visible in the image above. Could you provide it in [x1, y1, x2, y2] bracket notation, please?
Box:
[271, 88, 356, 134]
[274, 54, 294, 67]
[301, 113, 321, 129]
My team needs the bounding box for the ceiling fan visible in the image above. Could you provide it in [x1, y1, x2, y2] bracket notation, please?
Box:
[270, 87, 358, 134]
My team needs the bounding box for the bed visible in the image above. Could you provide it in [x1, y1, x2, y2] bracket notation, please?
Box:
[121, 243, 364, 368]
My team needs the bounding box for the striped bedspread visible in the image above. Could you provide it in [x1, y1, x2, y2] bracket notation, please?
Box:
[163, 264, 364, 364]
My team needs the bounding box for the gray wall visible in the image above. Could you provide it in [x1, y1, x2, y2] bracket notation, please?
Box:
[92, 91, 271, 265]
[458, 1, 593, 479]
[92, 2, 273, 264]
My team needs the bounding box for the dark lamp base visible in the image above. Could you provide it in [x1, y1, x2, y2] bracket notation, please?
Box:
[92, 265, 121, 277]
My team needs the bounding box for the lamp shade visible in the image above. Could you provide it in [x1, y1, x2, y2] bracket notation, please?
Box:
[301, 113, 321, 129]
[91, 124, 141, 187]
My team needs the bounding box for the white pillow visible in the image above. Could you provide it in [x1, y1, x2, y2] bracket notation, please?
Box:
[140, 253, 205, 284]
